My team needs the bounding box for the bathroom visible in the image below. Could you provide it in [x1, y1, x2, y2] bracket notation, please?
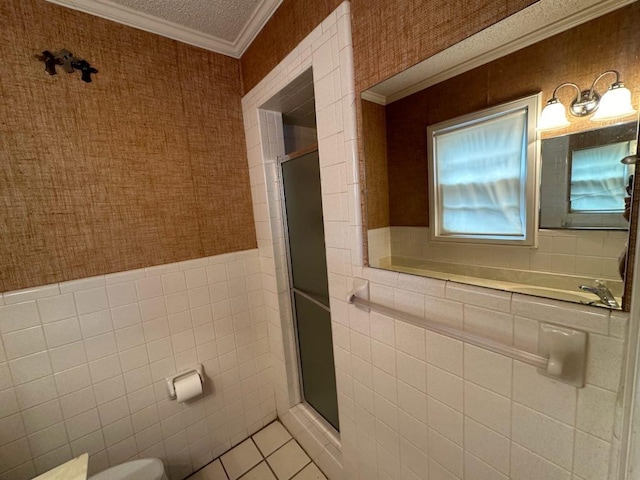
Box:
[0, 0, 639, 479]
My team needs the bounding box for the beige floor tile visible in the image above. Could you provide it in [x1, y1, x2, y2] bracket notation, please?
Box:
[189, 459, 228, 480]
[239, 461, 277, 480]
[291, 464, 327, 480]
[266, 440, 310, 480]
[221, 439, 263, 480]
[188, 470, 206, 480]
[252, 421, 292, 457]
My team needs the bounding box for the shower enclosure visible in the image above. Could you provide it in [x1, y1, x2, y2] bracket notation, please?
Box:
[279, 145, 340, 431]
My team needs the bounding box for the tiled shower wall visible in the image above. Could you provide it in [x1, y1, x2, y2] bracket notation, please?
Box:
[0, 250, 275, 480]
[242, 3, 358, 477]
[369, 226, 627, 281]
[242, 3, 631, 479]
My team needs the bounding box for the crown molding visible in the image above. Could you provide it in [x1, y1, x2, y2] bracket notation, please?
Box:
[360, 91, 387, 106]
[45, 0, 282, 59]
[236, 0, 282, 56]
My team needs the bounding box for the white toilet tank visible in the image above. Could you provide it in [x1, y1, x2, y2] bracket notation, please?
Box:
[89, 458, 165, 480]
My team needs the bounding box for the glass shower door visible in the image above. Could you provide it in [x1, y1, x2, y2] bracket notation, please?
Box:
[280, 146, 339, 431]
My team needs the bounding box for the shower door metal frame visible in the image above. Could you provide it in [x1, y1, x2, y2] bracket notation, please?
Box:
[277, 143, 339, 436]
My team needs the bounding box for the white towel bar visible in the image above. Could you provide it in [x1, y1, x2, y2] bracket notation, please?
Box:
[347, 279, 587, 387]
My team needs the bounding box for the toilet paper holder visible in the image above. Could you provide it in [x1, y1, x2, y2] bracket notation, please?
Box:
[165, 365, 203, 400]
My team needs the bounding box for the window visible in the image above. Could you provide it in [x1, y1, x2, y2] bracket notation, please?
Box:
[539, 121, 636, 230]
[427, 94, 539, 245]
[570, 142, 632, 213]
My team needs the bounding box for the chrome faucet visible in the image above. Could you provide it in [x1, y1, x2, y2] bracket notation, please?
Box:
[579, 281, 620, 308]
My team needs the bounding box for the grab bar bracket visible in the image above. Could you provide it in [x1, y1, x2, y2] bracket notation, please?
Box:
[538, 323, 588, 387]
[347, 278, 370, 312]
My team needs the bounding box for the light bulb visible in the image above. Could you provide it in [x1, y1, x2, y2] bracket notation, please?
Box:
[591, 84, 637, 121]
[538, 99, 570, 131]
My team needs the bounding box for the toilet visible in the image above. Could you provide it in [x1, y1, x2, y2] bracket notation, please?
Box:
[89, 458, 165, 480]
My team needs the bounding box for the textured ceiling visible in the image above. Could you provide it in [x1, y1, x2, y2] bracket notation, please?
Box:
[108, 0, 259, 42]
[46, 0, 282, 57]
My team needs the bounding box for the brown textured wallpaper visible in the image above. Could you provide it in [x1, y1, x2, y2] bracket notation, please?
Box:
[240, 0, 539, 95]
[362, 100, 390, 229]
[375, 3, 640, 227]
[350, 0, 538, 92]
[0, 0, 255, 292]
[240, 0, 342, 94]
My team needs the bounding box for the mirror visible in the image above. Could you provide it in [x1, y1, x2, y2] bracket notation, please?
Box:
[361, 1, 640, 310]
[540, 122, 637, 230]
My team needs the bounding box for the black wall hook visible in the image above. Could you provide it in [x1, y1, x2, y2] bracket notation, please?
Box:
[35, 50, 62, 75]
[71, 60, 98, 83]
[35, 49, 98, 83]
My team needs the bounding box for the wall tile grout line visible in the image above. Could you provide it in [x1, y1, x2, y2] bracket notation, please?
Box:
[0, 248, 275, 478]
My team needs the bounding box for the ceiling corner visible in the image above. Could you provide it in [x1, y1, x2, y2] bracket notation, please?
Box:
[45, 0, 283, 59]
[235, 0, 283, 57]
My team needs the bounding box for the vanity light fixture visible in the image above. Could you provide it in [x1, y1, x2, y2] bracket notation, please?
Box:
[538, 70, 636, 131]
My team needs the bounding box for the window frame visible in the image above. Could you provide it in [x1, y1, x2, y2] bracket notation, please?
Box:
[426, 94, 540, 246]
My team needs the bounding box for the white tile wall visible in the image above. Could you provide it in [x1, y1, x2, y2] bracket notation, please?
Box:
[241, 2, 630, 479]
[0, 250, 275, 480]
[380, 226, 627, 281]
[368, 227, 391, 268]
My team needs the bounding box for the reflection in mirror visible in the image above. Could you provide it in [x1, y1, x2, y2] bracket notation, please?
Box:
[426, 95, 540, 246]
[540, 122, 637, 230]
[361, 3, 640, 310]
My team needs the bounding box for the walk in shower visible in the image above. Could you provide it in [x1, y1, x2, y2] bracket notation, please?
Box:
[279, 144, 340, 431]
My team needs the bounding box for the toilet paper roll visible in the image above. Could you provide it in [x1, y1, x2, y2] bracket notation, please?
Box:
[174, 372, 203, 403]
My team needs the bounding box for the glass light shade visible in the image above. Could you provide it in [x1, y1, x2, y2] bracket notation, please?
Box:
[538, 100, 570, 131]
[591, 85, 637, 121]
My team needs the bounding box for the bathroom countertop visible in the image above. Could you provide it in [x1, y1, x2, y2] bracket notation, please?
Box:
[34, 453, 88, 480]
[382, 255, 623, 309]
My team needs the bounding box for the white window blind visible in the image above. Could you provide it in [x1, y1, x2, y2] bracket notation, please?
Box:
[435, 111, 527, 236]
[570, 142, 631, 213]
[428, 95, 539, 245]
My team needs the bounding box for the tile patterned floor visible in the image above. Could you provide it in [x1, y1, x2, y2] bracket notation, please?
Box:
[188, 421, 327, 480]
